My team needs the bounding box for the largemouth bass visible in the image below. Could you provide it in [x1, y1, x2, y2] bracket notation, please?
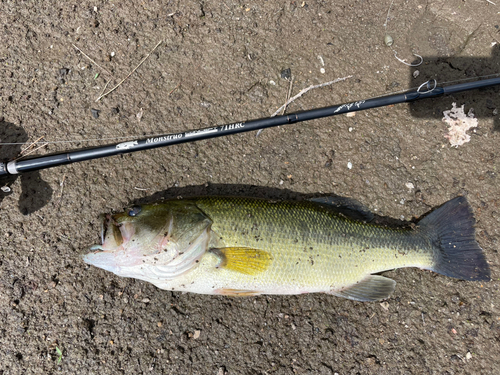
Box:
[83, 196, 490, 301]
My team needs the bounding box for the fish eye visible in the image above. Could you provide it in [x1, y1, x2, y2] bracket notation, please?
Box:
[128, 205, 142, 217]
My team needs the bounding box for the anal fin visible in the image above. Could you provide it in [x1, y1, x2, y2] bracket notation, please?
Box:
[215, 288, 262, 296]
[329, 275, 396, 302]
[210, 247, 272, 275]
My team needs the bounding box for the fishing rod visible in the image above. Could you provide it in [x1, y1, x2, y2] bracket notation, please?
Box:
[1, 77, 500, 177]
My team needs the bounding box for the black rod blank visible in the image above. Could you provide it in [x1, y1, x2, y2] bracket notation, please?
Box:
[1, 77, 500, 177]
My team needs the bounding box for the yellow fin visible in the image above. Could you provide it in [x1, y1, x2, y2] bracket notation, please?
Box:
[211, 247, 272, 275]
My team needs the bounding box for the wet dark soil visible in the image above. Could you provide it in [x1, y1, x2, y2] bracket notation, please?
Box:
[1, 1, 499, 374]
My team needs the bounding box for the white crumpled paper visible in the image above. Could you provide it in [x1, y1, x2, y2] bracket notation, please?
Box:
[442, 103, 478, 147]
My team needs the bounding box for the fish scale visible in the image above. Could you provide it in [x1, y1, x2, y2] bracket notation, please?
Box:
[192, 197, 432, 293]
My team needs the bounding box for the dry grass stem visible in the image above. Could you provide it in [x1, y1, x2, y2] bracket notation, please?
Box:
[72, 44, 114, 77]
[19, 136, 44, 155]
[281, 77, 294, 115]
[256, 75, 352, 136]
[168, 82, 181, 96]
[14, 136, 48, 161]
[55, 174, 67, 207]
[98, 80, 111, 99]
[272, 75, 353, 117]
[95, 40, 163, 102]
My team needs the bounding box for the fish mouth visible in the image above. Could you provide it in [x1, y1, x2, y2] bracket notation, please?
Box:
[90, 214, 138, 251]
[84, 211, 140, 271]
[88, 214, 123, 252]
[84, 214, 128, 272]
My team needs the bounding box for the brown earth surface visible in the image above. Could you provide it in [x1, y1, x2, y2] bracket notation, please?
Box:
[1, 1, 499, 374]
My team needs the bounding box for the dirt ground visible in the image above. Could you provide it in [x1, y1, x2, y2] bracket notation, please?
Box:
[1, 1, 499, 374]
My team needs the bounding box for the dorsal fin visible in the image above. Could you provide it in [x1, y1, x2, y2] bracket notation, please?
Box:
[310, 196, 374, 222]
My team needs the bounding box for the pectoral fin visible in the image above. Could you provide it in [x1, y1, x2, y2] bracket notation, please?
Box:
[210, 247, 272, 275]
[329, 275, 396, 302]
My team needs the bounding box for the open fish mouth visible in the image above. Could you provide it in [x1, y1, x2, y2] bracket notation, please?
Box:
[89, 214, 119, 252]
[84, 214, 131, 272]
[88, 214, 137, 253]
[89, 214, 108, 250]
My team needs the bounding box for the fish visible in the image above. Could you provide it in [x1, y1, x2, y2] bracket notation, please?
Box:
[83, 195, 490, 301]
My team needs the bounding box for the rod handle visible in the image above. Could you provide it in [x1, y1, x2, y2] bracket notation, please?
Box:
[0, 162, 11, 177]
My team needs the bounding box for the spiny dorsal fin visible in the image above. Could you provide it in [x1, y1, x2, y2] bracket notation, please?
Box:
[210, 247, 273, 275]
[310, 196, 374, 222]
[329, 275, 396, 302]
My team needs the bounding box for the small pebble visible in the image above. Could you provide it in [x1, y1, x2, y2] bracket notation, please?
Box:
[405, 182, 414, 190]
[136, 108, 144, 122]
[384, 35, 394, 47]
[1, 186, 11, 193]
[91, 108, 100, 119]
[347, 162, 352, 169]
[413, 70, 420, 78]
[280, 68, 291, 80]
[320, 68, 325, 74]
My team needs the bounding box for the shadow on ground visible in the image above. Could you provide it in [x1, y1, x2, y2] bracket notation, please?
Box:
[0, 120, 52, 214]
[409, 45, 500, 129]
[125, 183, 435, 229]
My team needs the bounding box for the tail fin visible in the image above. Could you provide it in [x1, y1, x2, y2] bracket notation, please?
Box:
[419, 196, 490, 281]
